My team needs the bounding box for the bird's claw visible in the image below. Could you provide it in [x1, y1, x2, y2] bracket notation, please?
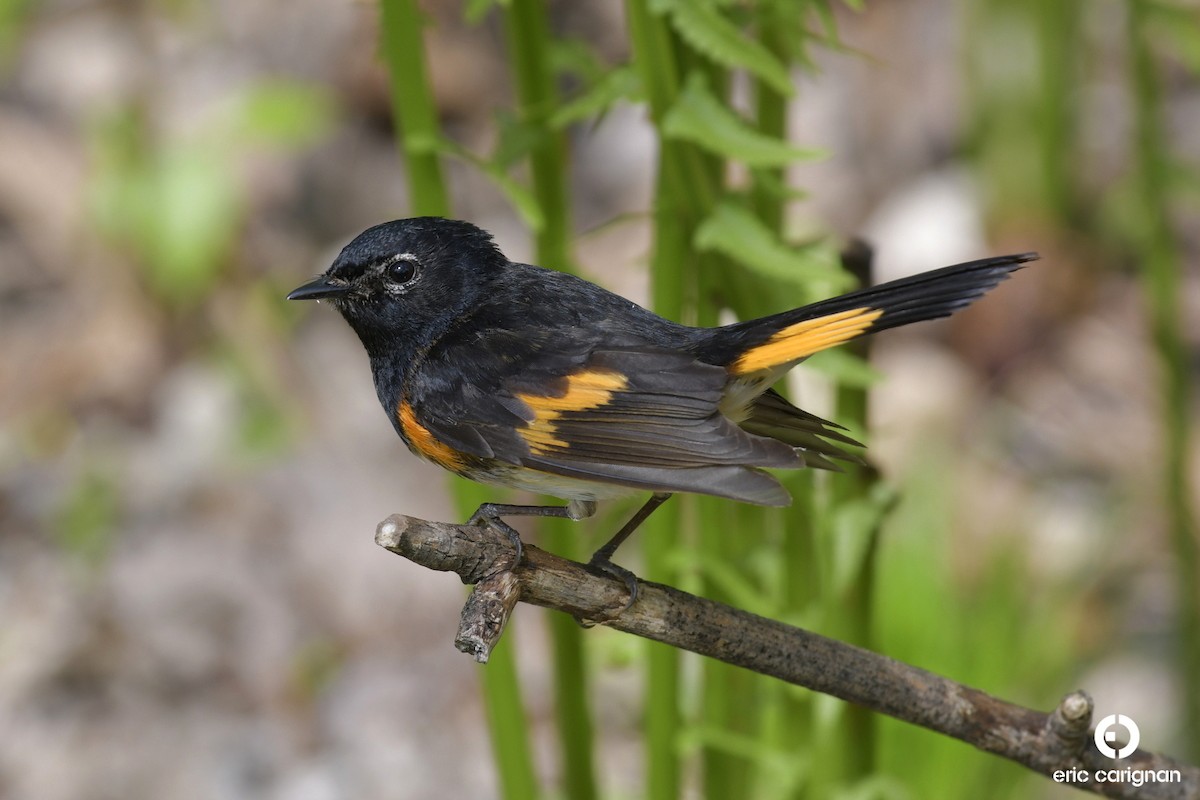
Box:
[468, 508, 524, 571]
[576, 556, 640, 628]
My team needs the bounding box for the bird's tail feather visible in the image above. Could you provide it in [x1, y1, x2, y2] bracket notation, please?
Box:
[717, 252, 1037, 376]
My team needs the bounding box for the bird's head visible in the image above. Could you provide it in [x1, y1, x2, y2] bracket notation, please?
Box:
[288, 217, 507, 354]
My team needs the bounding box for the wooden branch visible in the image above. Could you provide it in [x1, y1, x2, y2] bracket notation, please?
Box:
[376, 514, 1199, 800]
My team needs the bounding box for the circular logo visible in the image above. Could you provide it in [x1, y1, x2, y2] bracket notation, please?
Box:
[1094, 714, 1140, 759]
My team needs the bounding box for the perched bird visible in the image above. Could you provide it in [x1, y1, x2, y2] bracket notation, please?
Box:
[289, 217, 1034, 591]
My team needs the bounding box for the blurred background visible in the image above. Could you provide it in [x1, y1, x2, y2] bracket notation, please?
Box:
[0, 1, 1196, 798]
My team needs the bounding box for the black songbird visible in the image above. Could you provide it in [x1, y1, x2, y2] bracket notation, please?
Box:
[289, 217, 1034, 588]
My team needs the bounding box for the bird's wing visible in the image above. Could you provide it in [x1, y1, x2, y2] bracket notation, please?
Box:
[406, 345, 799, 506]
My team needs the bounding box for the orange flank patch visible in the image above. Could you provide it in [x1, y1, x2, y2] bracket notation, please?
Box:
[515, 369, 628, 454]
[398, 401, 466, 471]
[730, 307, 884, 376]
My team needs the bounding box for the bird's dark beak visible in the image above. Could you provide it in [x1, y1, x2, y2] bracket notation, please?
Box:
[287, 276, 351, 301]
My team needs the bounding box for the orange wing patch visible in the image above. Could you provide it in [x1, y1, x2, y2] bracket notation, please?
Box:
[730, 307, 884, 376]
[515, 369, 628, 454]
[398, 401, 467, 471]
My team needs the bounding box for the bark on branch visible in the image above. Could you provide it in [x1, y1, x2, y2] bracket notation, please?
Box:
[375, 514, 1199, 800]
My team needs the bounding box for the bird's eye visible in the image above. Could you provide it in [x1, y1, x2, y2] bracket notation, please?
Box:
[385, 255, 420, 286]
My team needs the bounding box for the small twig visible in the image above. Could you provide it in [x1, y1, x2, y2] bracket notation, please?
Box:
[375, 514, 1199, 799]
[455, 570, 521, 662]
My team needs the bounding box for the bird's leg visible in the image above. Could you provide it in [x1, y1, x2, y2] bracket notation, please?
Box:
[590, 492, 672, 566]
[580, 492, 673, 624]
[468, 499, 597, 568]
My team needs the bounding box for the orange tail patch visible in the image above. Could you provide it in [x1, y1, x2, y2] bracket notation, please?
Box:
[730, 306, 884, 376]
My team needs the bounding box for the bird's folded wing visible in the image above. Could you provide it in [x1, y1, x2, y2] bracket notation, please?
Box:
[412, 347, 800, 505]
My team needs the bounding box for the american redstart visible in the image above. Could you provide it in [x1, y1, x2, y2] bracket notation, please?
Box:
[289, 217, 1034, 591]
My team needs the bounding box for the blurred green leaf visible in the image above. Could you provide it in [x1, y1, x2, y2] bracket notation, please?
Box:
[678, 725, 807, 779]
[804, 348, 882, 389]
[0, 0, 32, 68]
[491, 110, 543, 170]
[550, 66, 642, 129]
[836, 775, 913, 800]
[750, 167, 811, 202]
[237, 391, 293, 456]
[439, 138, 545, 230]
[89, 108, 144, 230]
[1171, 161, 1200, 200]
[54, 471, 120, 566]
[464, 0, 508, 24]
[548, 37, 610, 84]
[214, 316, 300, 457]
[812, 3, 840, 45]
[142, 141, 243, 303]
[236, 81, 335, 148]
[1146, 0, 1200, 72]
[667, 549, 777, 616]
[90, 109, 241, 306]
[828, 484, 896, 597]
[663, 73, 824, 166]
[694, 201, 848, 287]
[291, 638, 345, 701]
[89, 78, 334, 308]
[653, 0, 795, 95]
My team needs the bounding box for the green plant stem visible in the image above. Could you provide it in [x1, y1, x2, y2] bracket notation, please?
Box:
[380, 2, 540, 797]
[462, 480, 542, 800]
[640, 157, 694, 800]
[629, 7, 745, 797]
[480, 632, 543, 800]
[828, 253, 878, 776]
[1034, 0, 1082, 224]
[1128, 0, 1200, 761]
[505, 0, 569, 263]
[747, 24, 827, 796]
[638, 162, 688, 800]
[503, 2, 599, 798]
[700, 500, 747, 800]
[643, 501, 684, 800]
[378, 0, 450, 217]
[751, 7, 788, 232]
[626, 1, 714, 217]
[625, 7, 698, 795]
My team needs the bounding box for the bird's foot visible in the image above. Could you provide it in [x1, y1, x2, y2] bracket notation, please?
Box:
[468, 505, 525, 571]
[576, 554, 640, 628]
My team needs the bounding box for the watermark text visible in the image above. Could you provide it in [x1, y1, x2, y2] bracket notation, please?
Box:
[1052, 714, 1182, 790]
